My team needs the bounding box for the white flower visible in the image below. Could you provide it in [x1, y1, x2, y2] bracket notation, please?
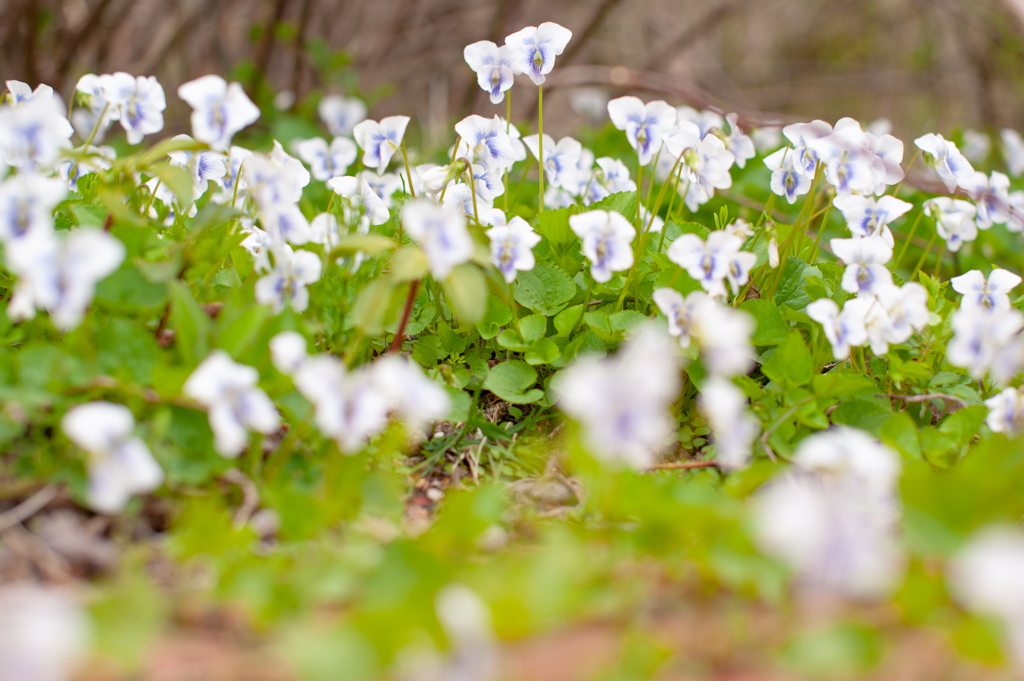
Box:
[832, 194, 911, 246]
[177, 75, 259, 151]
[961, 128, 991, 163]
[864, 129, 905, 194]
[504, 22, 573, 86]
[371, 355, 451, 426]
[443, 182, 491, 219]
[401, 200, 473, 280]
[61, 402, 163, 514]
[923, 197, 977, 252]
[454, 114, 517, 176]
[259, 202, 312, 245]
[358, 170, 404, 207]
[807, 297, 869, 361]
[676, 106, 723, 139]
[782, 119, 833, 174]
[961, 170, 1011, 229]
[353, 115, 410, 175]
[699, 376, 759, 470]
[0, 584, 89, 681]
[167, 134, 227, 199]
[952, 269, 1022, 310]
[0, 97, 74, 171]
[73, 73, 117, 142]
[985, 388, 1024, 436]
[57, 145, 115, 193]
[914, 132, 974, 192]
[318, 95, 367, 137]
[752, 126, 783, 153]
[555, 325, 680, 469]
[949, 526, 1024, 666]
[486, 216, 540, 283]
[211, 146, 252, 205]
[806, 119, 881, 196]
[653, 288, 754, 375]
[523, 134, 582, 189]
[293, 355, 389, 453]
[6, 228, 124, 330]
[606, 96, 676, 166]
[5, 80, 59, 108]
[464, 41, 515, 104]
[295, 136, 358, 181]
[183, 350, 281, 457]
[1002, 129, 1024, 178]
[831, 236, 893, 298]
[753, 427, 903, 598]
[97, 73, 166, 145]
[667, 231, 748, 298]
[947, 305, 1024, 380]
[764, 147, 812, 204]
[0, 173, 66, 243]
[595, 157, 635, 195]
[241, 146, 308, 208]
[666, 126, 735, 197]
[255, 245, 322, 313]
[720, 113, 756, 169]
[876, 282, 930, 347]
[328, 175, 391, 226]
[569, 209, 635, 283]
[269, 331, 308, 376]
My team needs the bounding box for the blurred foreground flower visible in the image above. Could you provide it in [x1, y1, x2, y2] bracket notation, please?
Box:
[0, 584, 89, 681]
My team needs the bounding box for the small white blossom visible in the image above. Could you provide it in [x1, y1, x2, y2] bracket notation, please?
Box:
[952, 269, 1022, 310]
[401, 200, 473, 279]
[269, 331, 308, 376]
[167, 134, 227, 199]
[915, 132, 974, 192]
[504, 23, 573, 86]
[0, 584, 89, 681]
[555, 325, 680, 469]
[57, 145, 115, 193]
[464, 41, 515, 104]
[295, 136, 358, 181]
[961, 170, 1011, 229]
[177, 75, 260, 151]
[923, 197, 977, 252]
[293, 354, 389, 453]
[667, 231, 751, 299]
[353, 115, 411, 175]
[371, 355, 451, 426]
[0, 173, 66, 243]
[6, 228, 124, 330]
[985, 389, 1024, 436]
[666, 125, 735, 199]
[764, 147, 812, 204]
[569, 209, 635, 283]
[947, 305, 1024, 380]
[961, 128, 991, 163]
[720, 113, 756, 169]
[523, 134, 582, 189]
[318, 95, 367, 137]
[653, 288, 754, 376]
[454, 114, 517, 175]
[830, 236, 893, 298]
[807, 297, 869, 361]
[832, 194, 912, 246]
[699, 376, 759, 470]
[782, 119, 833, 174]
[255, 245, 322, 313]
[486, 216, 540, 283]
[183, 351, 281, 457]
[606, 96, 676, 166]
[61, 402, 163, 514]
[0, 97, 74, 171]
[876, 282, 930, 348]
[1002, 129, 1024, 178]
[97, 73, 166, 145]
[328, 175, 391, 226]
[676, 106, 723, 139]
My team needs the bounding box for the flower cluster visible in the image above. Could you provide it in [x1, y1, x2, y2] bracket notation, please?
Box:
[946, 268, 1024, 385]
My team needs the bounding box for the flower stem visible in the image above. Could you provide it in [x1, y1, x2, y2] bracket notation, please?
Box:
[657, 163, 685, 254]
[400, 139, 416, 198]
[82, 103, 109, 148]
[388, 279, 420, 353]
[537, 85, 545, 213]
[910, 228, 938, 281]
[467, 164, 482, 226]
[507, 281, 521, 337]
[893, 209, 923, 270]
[808, 203, 833, 261]
[438, 136, 461, 203]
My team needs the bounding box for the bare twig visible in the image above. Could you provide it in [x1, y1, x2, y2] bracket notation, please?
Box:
[878, 392, 969, 410]
[0, 523, 71, 582]
[221, 469, 259, 529]
[0, 485, 59, 534]
[647, 460, 721, 470]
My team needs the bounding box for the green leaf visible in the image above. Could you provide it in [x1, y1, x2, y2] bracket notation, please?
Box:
[773, 257, 822, 311]
[476, 294, 513, 339]
[69, 203, 106, 228]
[761, 331, 812, 389]
[519, 314, 547, 343]
[536, 207, 575, 246]
[739, 299, 788, 346]
[217, 306, 268, 358]
[437, 321, 466, 359]
[441, 264, 488, 324]
[525, 338, 560, 365]
[329, 234, 398, 259]
[588, 190, 638, 222]
[514, 262, 577, 316]
[584, 310, 614, 342]
[350, 278, 396, 337]
[939, 405, 987, 446]
[829, 398, 892, 437]
[96, 317, 161, 385]
[554, 304, 585, 337]
[389, 245, 428, 281]
[881, 412, 922, 460]
[148, 164, 193, 208]
[920, 426, 959, 468]
[483, 360, 543, 404]
[95, 264, 169, 310]
[811, 371, 876, 398]
[609, 310, 646, 335]
[168, 280, 210, 367]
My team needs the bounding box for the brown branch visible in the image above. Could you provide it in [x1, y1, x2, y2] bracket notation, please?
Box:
[878, 392, 969, 409]
[648, 460, 721, 470]
[0, 485, 59, 533]
[221, 469, 259, 530]
[642, 0, 744, 71]
[388, 279, 420, 353]
[561, 0, 625, 65]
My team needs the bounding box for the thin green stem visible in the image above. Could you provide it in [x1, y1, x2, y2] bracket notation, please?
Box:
[537, 85, 545, 213]
[808, 203, 833, 262]
[466, 164, 482, 227]
[894, 210, 923, 270]
[400, 139, 416, 198]
[910, 228, 939, 281]
[438, 136, 461, 203]
[657, 163, 686, 254]
[82, 103, 109, 148]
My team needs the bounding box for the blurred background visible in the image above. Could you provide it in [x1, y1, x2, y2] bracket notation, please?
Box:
[5, 0, 1024, 144]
